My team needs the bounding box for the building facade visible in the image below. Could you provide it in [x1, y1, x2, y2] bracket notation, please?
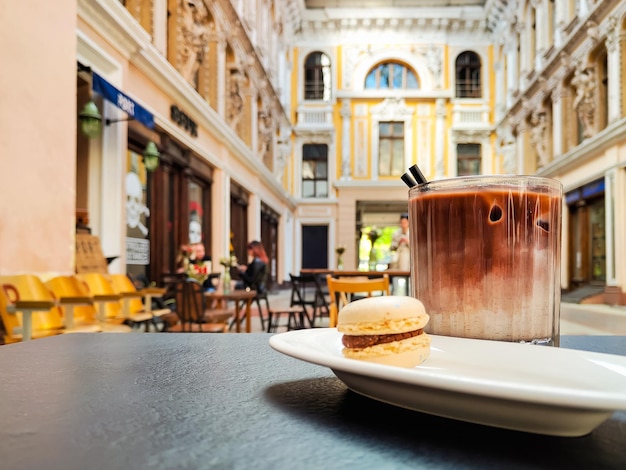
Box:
[1, 0, 626, 304]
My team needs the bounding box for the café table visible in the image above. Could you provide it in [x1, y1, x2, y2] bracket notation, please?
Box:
[0, 333, 624, 469]
[205, 288, 256, 332]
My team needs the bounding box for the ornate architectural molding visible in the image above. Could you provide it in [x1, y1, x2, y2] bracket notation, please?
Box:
[370, 98, 414, 119]
[299, 14, 487, 39]
[529, 110, 549, 168]
[571, 63, 597, 139]
[605, 16, 619, 52]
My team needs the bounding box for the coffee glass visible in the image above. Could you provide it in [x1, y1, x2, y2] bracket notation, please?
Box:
[408, 176, 562, 345]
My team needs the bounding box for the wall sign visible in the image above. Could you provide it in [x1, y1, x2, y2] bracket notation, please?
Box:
[171, 105, 198, 137]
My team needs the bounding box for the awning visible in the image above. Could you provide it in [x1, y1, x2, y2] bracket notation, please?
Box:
[92, 72, 154, 129]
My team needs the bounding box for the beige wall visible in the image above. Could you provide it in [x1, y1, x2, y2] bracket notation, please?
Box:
[0, 1, 77, 275]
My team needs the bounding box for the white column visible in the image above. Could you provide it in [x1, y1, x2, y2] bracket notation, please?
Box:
[613, 168, 626, 292]
[152, 0, 167, 55]
[435, 98, 446, 178]
[251, 90, 259, 158]
[551, 86, 563, 158]
[211, 168, 230, 260]
[605, 170, 616, 286]
[554, 0, 568, 47]
[534, 0, 547, 65]
[340, 99, 352, 179]
[515, 123, 528, 174]
[217, 35, 227, 118]
[606, 21, 622, 124]
[248, 193, 261, 242]
[505, 40, 518, 107]
[494, 59, 505, 122]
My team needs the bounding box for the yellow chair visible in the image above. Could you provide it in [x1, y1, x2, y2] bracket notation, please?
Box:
[326, 274, 391, 327]
[0, 275, 99, 342]
[75, 273, 134, 332]
[108, 274, 172, 330]
[0, 283, 58, 343]
[45, 275, 100, 330]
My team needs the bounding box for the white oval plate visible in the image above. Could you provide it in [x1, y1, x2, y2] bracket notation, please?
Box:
[269, 329, 626, 436]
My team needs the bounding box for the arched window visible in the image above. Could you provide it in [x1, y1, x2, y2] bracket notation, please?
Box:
[455, 51, 482, 98]
[365, 62, 419, 89]
[304, 52, 331, 101]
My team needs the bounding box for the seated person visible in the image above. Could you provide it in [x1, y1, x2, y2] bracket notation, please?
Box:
[235, 240, 268, 294]
[190, 243, 215, 292]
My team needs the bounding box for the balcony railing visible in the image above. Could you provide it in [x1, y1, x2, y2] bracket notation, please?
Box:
[296, 106, 333, 128]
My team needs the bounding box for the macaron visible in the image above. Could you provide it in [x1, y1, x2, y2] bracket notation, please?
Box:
[337, 295, 431, 368]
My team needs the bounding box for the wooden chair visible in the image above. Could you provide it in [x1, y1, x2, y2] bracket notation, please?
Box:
[256, 293, 308, 333]
[169, 279, 234, 333]
[326, 274, 391, 327]
[234, 262, 269, 331]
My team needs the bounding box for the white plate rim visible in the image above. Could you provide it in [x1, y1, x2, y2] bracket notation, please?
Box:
[269, 328, 626, 411]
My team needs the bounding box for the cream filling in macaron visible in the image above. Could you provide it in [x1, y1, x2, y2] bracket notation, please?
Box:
[337, 314, 429, 335]
[342, 334, 431, 359]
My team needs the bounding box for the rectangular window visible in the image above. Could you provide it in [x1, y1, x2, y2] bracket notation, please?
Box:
[378, 122, 404, 177]
[302, 144, 328, 198]
[457, 143, 481, 176]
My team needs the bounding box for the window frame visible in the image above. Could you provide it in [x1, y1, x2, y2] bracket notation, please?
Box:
[456, 143, 482, 176]
[455, 51, 482, 98]
[364, 61, 419, 90]
[304, 52, 332, 101]
[377, 121, 406, 177]
[301, 143, 329, 198]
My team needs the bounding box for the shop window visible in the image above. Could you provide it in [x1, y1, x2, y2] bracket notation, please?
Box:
[457, 143, 481, 176]
[304, 52, 331, 101]
[365, 62, 419, 89]
[455, 51, 481, 98]
[125, 150, 150, 282]
[188, 182, 204, 246]
[378, 122, 404, 177]
[302, 144, 328, 198]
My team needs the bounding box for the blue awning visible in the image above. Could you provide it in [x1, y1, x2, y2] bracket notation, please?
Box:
[92, 72, 154, 129]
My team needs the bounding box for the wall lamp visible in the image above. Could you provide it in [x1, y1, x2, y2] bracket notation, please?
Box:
[78, 101, 102, 138]
[142, 141, 161, 172]
[78, 101, 160, 172]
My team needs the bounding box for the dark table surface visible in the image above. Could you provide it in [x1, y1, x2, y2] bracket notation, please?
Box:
[1, 333, 625, 470]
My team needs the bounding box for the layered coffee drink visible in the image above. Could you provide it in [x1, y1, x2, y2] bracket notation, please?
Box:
[409, 176, 562, 344]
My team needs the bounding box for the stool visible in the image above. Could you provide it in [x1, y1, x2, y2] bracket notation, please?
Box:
[266, 306, 308, 333]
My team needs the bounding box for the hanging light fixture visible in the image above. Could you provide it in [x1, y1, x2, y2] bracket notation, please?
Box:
[143, 141, 160, 172]
[78, 100, 102, 138]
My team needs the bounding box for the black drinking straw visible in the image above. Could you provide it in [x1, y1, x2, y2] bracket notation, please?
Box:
[409, 164, 428, 185]
[401, 172, 417, 188]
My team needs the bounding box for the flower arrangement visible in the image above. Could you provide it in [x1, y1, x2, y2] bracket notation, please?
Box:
[186, 261, 210, 284]
[219, 255, 238, 268]
[218, 255, 237, 293]
[368, 230, 380, 245]
[367, 230, 380, 270]
[335, 246, 345, 270]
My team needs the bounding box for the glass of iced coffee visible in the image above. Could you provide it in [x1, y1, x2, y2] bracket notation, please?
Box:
[409, 176, 562, 345]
